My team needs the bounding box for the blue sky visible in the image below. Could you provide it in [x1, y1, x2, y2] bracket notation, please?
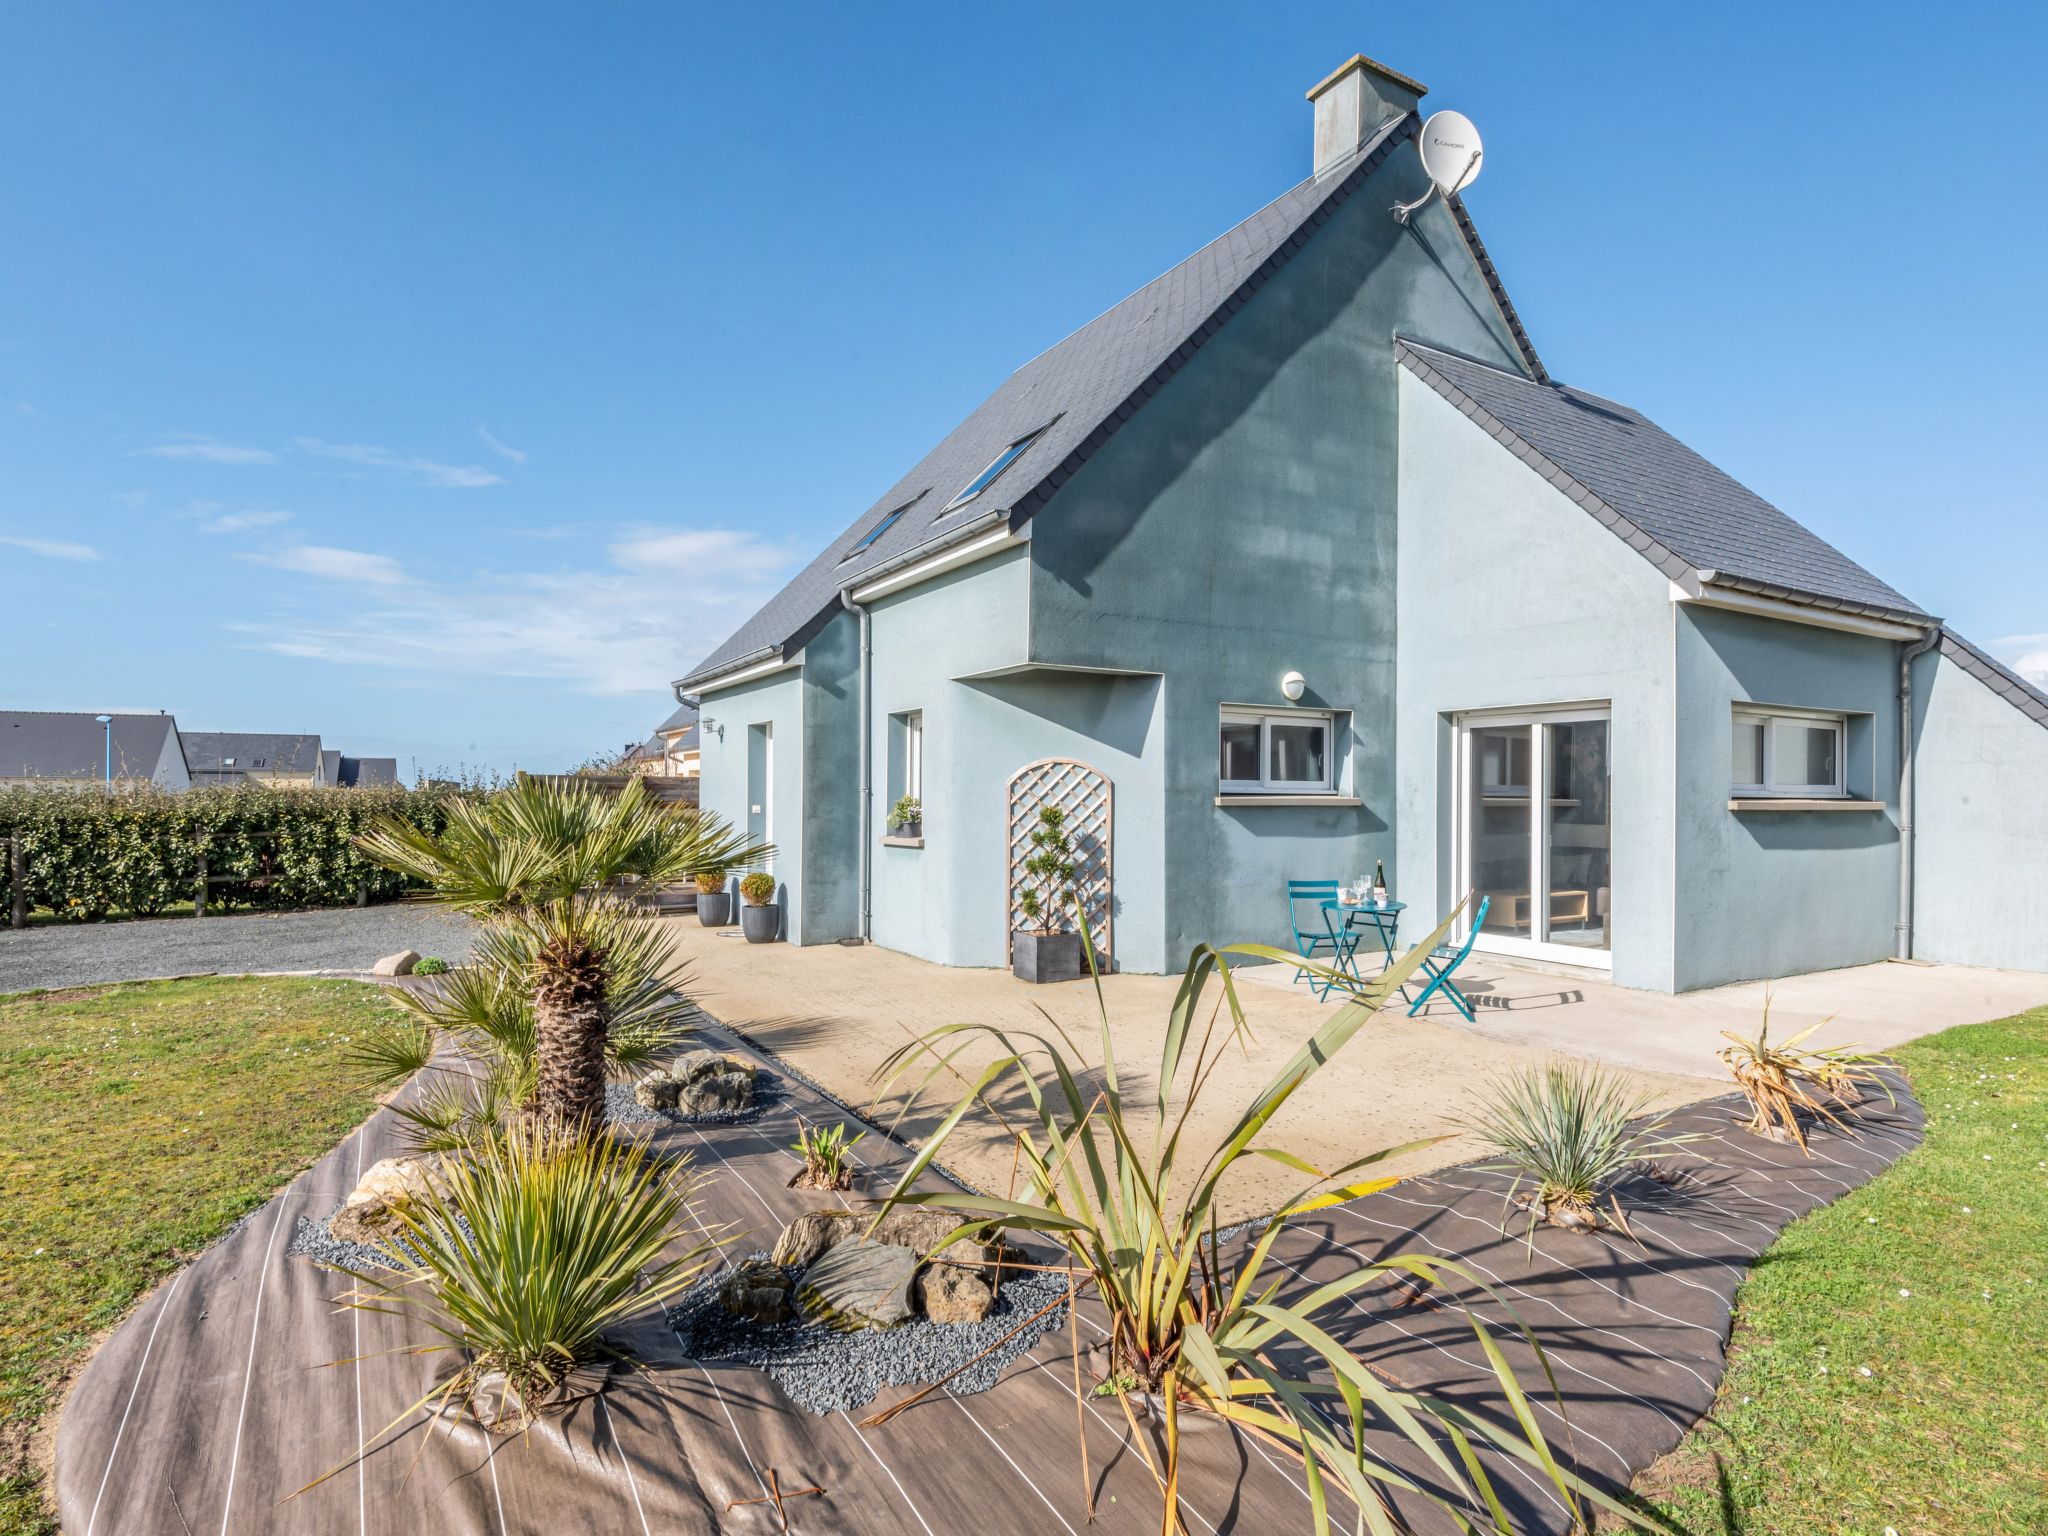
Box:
[4, 3, 2043, 776]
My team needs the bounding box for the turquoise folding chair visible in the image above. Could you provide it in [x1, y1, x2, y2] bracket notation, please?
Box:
[1286, 880, 1357, 999]
[1408, 896, 1488, 1020]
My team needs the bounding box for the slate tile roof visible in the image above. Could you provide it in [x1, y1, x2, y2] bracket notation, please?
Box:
[0, 711, 181, 781]
[680, 109, 1515, 689]
[179, 731, 324, 776]
[1396, 339, 1925, 619]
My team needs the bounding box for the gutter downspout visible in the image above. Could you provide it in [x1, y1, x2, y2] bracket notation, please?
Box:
[1896, 625, 1942, 960]
[840, 587, 872, 942]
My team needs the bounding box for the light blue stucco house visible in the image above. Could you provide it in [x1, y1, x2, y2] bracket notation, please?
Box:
[679, 55, 2048, 993]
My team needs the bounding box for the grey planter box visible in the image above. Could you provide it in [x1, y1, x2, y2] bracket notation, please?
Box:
[739, 903, 781, 944]
[1012, 930, 1084, 985]
[697, 891, 732, 926]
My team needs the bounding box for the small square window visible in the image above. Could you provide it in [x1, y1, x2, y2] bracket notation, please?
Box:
[1732, 707, 1847, 798]
[1219, 709, 1336, 794]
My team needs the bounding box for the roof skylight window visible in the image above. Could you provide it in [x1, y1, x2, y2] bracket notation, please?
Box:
[848, 505, 906, 556]
[943, 427, 1046, 512]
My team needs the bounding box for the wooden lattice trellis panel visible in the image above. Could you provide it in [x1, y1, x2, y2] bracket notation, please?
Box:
[1006, 758, 1113, 965]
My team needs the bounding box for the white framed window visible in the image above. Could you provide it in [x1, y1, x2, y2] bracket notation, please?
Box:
[1731, 707, 1846, 798]
[903, 710, 923, 801]
[1219, 708, 1334, 794]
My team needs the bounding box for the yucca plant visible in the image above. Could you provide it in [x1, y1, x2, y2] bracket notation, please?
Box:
[1719, 1004, 1897, 1152]
[790, 1118, 864, 1190]
[874, 904, 1666, 1536]
[337, 1123, 721, 1433]
[1462, 1061, 1696, 1236]
[356, 774, 764, 1135]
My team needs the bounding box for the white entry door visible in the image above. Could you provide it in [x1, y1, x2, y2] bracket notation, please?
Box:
[1453, 705, 1612, 969]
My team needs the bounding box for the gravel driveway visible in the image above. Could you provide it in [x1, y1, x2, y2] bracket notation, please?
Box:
[0, 904, 476, 994]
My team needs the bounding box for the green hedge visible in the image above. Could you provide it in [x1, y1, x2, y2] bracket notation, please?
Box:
[0, 784, 470, 921]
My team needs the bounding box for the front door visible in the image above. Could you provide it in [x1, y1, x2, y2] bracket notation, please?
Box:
[1454, 705, 1612, 968]
[746, 722, 773, 861]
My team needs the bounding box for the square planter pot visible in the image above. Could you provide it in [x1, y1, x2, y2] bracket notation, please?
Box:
[1012, 930, 1084, 985]
[739, 903, 781, 943]
[696, 891, 732, 926]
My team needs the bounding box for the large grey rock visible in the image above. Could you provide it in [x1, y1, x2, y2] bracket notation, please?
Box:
[634, 1072, 682, 1111]
[799, 1237, 918, 1331]
[674, 1048, 754, 1085]
[718, 1259, 794, 1325]
[329, 1195, 403, 1246]
[771, 1208, 860, 1269]
[632, 1054, 755, 1116]
[330, 1154, 453, 1245]
[371, 950, 420, 977]
[768, 1205, 1011, 1278]
[675, 1066, 754, 1116]
[915, 1264, 994, 1325]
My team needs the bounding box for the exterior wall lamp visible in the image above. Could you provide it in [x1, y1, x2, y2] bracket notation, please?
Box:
[1280, 671, 1306, 702]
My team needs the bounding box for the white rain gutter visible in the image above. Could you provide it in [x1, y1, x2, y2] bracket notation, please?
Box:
[1896, 624, 1943, 959]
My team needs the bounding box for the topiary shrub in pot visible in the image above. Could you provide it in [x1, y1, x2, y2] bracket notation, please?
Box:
[694, 868, 731, 926]
[737, 871, 780, 943]
[1012, 805, 1083, 984]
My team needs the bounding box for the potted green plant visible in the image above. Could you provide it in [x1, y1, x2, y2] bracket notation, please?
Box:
[1012, 805, 1083, 984]
[694, 868, 731, 927]
[737, 871, 780, 943]
[888, 794, 923, 840]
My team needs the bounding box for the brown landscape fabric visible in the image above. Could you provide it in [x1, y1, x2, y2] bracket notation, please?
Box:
[54, 1018, 1920, 1535]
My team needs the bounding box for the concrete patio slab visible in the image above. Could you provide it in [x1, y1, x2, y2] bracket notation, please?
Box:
[657, 919, 2044, 1222]
[1377, 953, 2048, 1080]
[657, 920, 1710, 1224]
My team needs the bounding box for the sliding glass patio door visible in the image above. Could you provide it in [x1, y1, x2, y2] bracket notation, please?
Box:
[1455, 705, 1612, 968]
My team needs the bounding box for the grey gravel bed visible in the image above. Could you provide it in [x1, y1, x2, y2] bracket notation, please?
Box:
[602, 1077, 782, 1127]
[666, 1256, 1070, 1415]
[0, 904, 476, 994]
[287, 1203, 480, 1272]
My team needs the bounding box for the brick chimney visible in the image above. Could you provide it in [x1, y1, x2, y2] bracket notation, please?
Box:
[1308, 55, 1427, 179]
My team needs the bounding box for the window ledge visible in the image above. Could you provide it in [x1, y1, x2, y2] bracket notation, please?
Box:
[881, 834, 925, 848]
[1728, 797, 1885, 812]
[1215, 794, 1363, 808]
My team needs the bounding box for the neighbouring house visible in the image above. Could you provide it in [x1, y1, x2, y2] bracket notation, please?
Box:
[655, 703, 700, 778]
[180, 731, 327, 788]
[0, 710, 192, 790]
[321, 748, 400, 787]
[338, 755, 397, 787]
[678, 55, 2048, 989]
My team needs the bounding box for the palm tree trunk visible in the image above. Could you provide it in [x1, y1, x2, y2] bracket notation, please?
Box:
[531, 934, 609, 1133]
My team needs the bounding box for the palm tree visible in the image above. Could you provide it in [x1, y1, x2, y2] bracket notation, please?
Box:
[357, 774, 765, 1133]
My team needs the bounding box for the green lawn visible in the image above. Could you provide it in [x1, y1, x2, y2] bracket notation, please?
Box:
[0, 977, 390, 1536]
[1637, 1006, 2048, 1535]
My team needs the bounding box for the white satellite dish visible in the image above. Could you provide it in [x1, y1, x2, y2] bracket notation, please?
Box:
[1392, 110, 1485, 225]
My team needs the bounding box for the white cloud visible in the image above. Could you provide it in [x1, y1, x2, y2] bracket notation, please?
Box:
[293, 437, 503, 489]
[0, 534, 99, 561]
[250, 544, 410, 586]
[144, 433, 277, 465]
[233, 527, 794, 696]
[1992, 633, 2048, 688]
[199, 508, 294, 535]
[478, 427, 527, 464]
[609, 528, 793, 581]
